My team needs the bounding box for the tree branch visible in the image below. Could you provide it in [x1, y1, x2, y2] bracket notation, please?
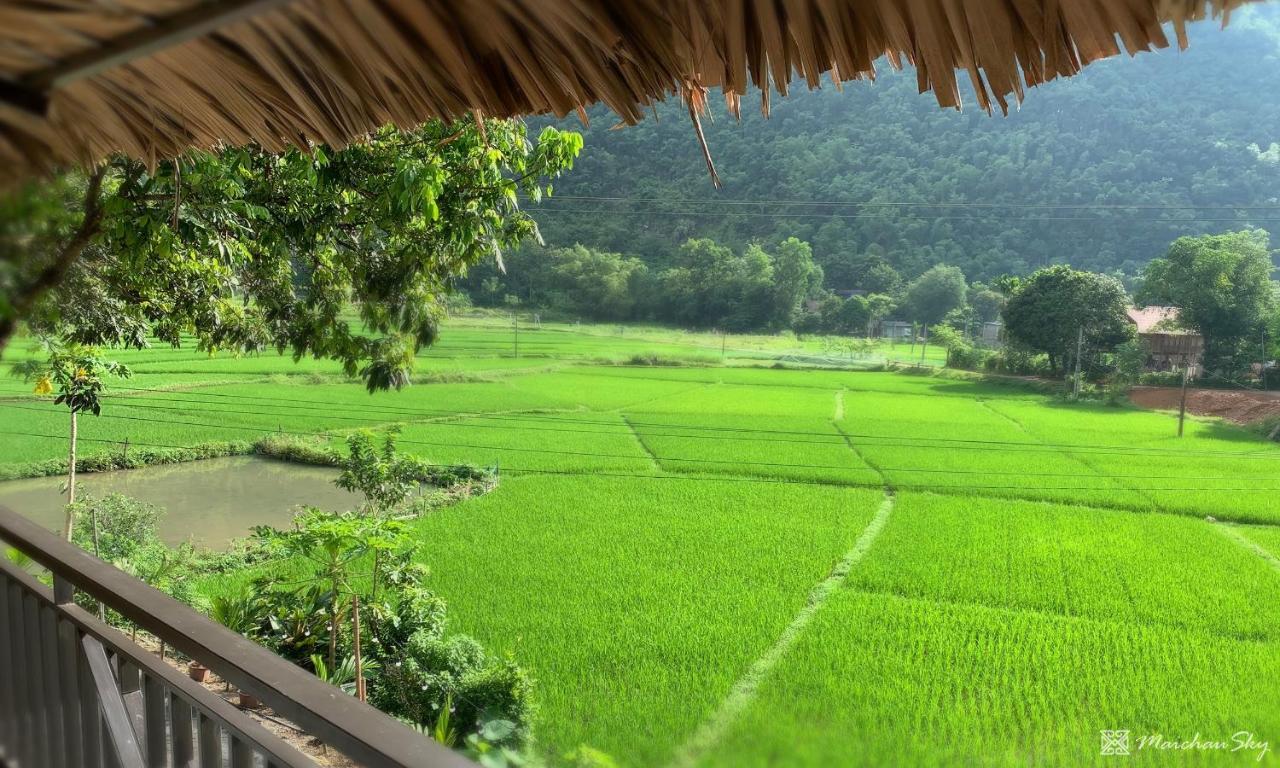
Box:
[0, 165, 108, 356]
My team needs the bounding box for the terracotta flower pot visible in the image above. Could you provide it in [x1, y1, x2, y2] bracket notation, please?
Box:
[237, 690, 261, 710]
[188, 662, 210, 683]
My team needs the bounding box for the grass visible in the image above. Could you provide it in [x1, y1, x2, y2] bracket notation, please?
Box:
[851, 493, 1280, 640]
[3, 319, 1280, 766]
[406, 475, 885, 765]
[704, 590, 1280, 767]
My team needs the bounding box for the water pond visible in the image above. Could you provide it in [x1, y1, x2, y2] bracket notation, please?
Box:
[0, 456, 362, 548]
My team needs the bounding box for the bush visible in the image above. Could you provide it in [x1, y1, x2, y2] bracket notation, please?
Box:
[372, 630, 534, 746]
[67, 494, 200, 623]
[984, 344, 1052, 376]
[0, 440, 254, 481]
[254, 434, 341, 466]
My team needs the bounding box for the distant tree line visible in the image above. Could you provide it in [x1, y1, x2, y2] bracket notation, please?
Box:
[463, 228, 1279, 384]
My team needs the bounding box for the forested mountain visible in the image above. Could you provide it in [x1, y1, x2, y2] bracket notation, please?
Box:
[519, 7, 1280, 286]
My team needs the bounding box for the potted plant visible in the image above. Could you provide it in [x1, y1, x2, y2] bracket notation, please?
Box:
[188, 661, 210, 683]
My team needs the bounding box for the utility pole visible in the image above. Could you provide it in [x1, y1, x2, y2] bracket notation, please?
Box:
[512, 312, 519, 359]
[721, 330, 726, 359]
[919, 326, 928, 367]
[1178, 354, 1190, 438]
[1262, 326, 1269, 392]
[1073, 326, 1084, 399]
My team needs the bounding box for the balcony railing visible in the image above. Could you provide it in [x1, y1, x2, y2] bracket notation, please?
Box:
[0, 504, 474, 768]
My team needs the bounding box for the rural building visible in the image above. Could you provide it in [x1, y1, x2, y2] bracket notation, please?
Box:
[880, 321, 914, 341]
[1126, 306, 1204, 376]
[981, 321, 1004, 347]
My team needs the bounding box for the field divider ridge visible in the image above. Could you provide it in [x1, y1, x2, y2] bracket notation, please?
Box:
[1210, 522, 1280, 573]
[665, 489, 895, 768]
[832, 420, 891, 490]
[621, 414, 663, 471]
[975, 399, 1158, 507]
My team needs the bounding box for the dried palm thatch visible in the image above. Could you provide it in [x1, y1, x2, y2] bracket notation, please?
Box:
[0, 0, 1259, 179]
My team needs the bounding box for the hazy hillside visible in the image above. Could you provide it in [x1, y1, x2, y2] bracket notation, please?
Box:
[524, 7, 1280, 285]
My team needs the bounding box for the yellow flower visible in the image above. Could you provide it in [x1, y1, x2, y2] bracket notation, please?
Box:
[33, 375, 53, 396]
[74, 367, 88, 381]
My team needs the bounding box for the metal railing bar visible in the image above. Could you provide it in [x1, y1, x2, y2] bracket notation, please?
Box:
[0, 556, 313, 768]
[0, 506, 474, 768]
[82, 633, 147, 768]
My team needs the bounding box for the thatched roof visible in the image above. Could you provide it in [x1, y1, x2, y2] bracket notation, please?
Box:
[0, 0, 1257, 178]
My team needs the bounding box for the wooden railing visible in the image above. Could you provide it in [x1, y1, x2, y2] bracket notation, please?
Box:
[0, 505, 474, 768]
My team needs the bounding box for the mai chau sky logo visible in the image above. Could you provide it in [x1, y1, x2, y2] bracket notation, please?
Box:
[1101, 730, 1271, 761]
[1100, 730, 1131, 756]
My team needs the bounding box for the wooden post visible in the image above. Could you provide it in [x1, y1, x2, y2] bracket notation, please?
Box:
[65, 410, 77, 540]
[352, 595, 365, 702]
[1073, 326, 1084, 398]
[1178, 355, 1189, 438]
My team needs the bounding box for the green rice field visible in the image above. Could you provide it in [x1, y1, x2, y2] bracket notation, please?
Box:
[2, 317, 1278, 766]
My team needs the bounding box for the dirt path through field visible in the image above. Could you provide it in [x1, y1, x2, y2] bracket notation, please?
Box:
[665, 490, 894, 768]
[1213, 524, 1280, 573]
[1129, 386, 1280, 424]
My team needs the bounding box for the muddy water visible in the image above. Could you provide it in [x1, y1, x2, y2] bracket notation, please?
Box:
[0, 457, 362, 548]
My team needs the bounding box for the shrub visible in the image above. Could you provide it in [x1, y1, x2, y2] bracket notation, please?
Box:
[67, 494, 200, 624]
[254, 434, 341, 466]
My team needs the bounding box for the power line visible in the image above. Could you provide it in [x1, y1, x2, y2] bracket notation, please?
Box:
[537, 194, 1280, 212]
[528, 207, 1280, 224]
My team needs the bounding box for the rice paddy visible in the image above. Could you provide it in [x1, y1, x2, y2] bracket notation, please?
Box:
[2, 317, 1278, 766]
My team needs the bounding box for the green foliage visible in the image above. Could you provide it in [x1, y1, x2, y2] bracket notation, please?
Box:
[67, 494, 199, 617]
[967, 284, 1007, 323]
[69, 493, 160, 562]
[373, 632, 534, 745]
[13, 341, 129, 416]
[1138, 229, 1276, 376]
[518, 13, 1280, 285]
[1004, 265, 1134, 373]
[901, 265, 967, 326]
[1107, 338, 1151, 404]
[821, 294, 873, 335]
[337, 429, 429, 514]
[1, 119, 582, 391]
[928, 324, 985, 370]
[466, 236, 821, 333]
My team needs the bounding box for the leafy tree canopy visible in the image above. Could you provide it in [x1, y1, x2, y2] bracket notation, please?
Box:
[902, 264, 967, 326]
[1, 119, 583, 391]
[1138, 229, 1275, 374]
[1004, 265, 1134, 372]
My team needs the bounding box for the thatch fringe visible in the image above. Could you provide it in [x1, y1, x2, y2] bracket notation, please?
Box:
[0, 0, 1257, 178]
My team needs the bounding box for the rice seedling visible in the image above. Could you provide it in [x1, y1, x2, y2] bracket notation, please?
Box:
[409, 474, 886, 765]
[704, 589, 1280, 767]
[851, 493, 1280, 640]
